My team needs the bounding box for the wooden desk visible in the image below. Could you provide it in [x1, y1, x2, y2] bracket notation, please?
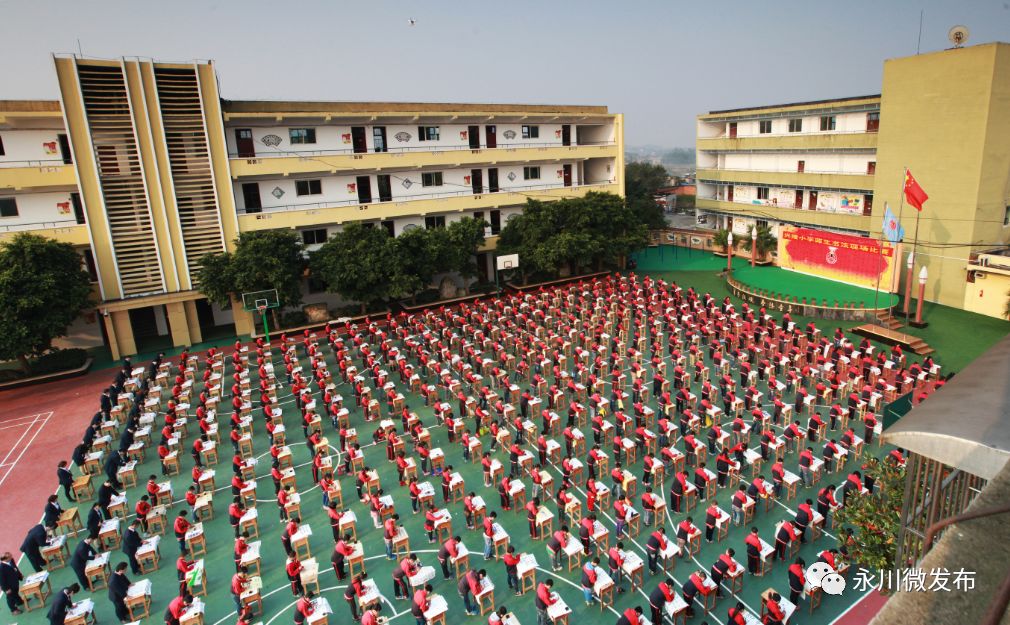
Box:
[57, 507, 83, 535]
[72, 475, 94, 501]
[18, 571, 51, 611]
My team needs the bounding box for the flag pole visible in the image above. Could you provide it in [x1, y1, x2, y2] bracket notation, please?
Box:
[896, 167, 908, 321]
[907, 203, 923, 326]
[872, 204, 887, 324]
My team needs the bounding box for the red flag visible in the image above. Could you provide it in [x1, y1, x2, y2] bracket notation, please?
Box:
[904, 169, 928, 211]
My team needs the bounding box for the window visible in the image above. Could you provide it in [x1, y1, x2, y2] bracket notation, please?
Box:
[756, 187, 769, 200]
[756, 219, 769, 230]
[820, 115, 836, 131]
[295, 179, 322, 196]
[1004, 206, 1010, 227]
[381, 220, 395, 237]
[418, 126, 440, 141]
[421, 172, 443, 187]
[866, 112, 880, 132]
[289, 128, 316, 144]
[473, 211, 484, 227]
[425, 215, 446, 229]
[797, 160, 805, 173]
[523, 166, 541, 180]
[82, 249, 98, 282]
[867, 161, 876, 175]
[521, 125, 539, 139]
[864, 194, 873, 216]
[0, 135, 4, 155]
[489, 210, 501, 235]
[759, 120, 772, 134]
[788, 118, 803, 133]
[301, 228, 327, 245]
[0, 197, 17, 217]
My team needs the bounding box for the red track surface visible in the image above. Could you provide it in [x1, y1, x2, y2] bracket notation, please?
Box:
[0, 367, 117, 557]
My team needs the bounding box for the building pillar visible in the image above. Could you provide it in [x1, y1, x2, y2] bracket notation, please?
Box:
[184, 300, 203, 345]
[231, 295, 255, 337]
[110, 310, 137, 359]
[165, 302, 192, 348]
[103, 312, 121, 362]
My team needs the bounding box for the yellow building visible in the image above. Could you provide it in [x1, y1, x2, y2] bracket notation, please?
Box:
[696, 41, 1010, 318]
[0, 55, 623, 358]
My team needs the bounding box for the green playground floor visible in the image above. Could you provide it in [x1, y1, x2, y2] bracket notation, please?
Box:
[23, 295, 910, 625]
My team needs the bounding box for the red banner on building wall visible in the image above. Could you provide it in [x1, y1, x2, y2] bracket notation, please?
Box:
[777, 226, 900, 291]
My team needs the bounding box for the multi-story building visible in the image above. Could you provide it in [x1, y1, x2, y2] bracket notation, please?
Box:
[0, 55, 623, 359]
[696, 41, 1010, 316]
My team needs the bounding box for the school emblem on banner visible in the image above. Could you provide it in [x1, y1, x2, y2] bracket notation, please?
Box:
[826, 246, 838, 265]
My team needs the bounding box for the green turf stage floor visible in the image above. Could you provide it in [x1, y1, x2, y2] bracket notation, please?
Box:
[18, 252, 1008, 625]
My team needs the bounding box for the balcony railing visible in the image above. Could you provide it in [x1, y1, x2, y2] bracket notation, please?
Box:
[229, 141, 616, 159]
[0, 158, 69, 168]
[239, 180, 615, 216]
[0, 219, 82, 232]
[697, 196, 871, 217]
[698, 166, 873, 176]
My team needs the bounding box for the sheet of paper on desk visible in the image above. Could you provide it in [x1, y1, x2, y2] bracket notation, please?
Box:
[127, 579, 153, 598]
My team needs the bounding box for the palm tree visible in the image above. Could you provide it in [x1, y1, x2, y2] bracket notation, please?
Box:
[712, 229, 739, 255]
[1004, 289, 1010, 320]
[742, 225, 778, 262]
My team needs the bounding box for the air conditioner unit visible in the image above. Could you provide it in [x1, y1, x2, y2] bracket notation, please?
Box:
[974, 271, 986, 280]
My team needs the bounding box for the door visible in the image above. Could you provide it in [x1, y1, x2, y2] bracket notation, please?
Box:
[726, 185, 734, 202]
[794, 190, 803, 209]
[487, 168, 499, 193]
[356, 175, 372, 203]
[372, 127, 387, 153]
[470, 169, 483, 195]
[57, 134, 73, 164]
[561, 125, 571, 146]
[485, 125, 497, 149]
[377, 175, 392, 202]
[808, 190, 818, 210]
[728, 122, 737, 138]
[797, 160, 805, 173]
[242, 183, 262, 213]
[351, 127, 367, 154]
[235, 129, 255, 158]
[562, 164, 572, 187]
[70, 192, 86, 224]
[468, 126, 480, 149]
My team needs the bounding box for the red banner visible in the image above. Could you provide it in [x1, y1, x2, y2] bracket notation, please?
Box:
[778, 227, 899, 290]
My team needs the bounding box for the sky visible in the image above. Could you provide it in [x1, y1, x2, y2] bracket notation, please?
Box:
[1, 0, 1009, 146]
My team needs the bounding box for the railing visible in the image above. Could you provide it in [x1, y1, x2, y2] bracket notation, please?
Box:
[698, 128, 878, 141]
[0, 159, 69, 169]
[696, 195, 871, 217]
[228, 141, 617, 159]
[239, 181, 616, 216]
[0, 219, 81, 232]
[726, 275, 891, 314]
[697, 166, 873, 177]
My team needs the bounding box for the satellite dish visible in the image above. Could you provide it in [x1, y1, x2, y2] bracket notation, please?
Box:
[948, 25, 969, 48]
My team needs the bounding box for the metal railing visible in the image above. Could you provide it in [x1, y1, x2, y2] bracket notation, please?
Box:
[239, 181, 615, 216]
[228, 141, 616, 159]
[0, 159, 69, 169]
[697, 195, 872, 217]
[696, 166, 873, 177]
[0, 219, 82, 232]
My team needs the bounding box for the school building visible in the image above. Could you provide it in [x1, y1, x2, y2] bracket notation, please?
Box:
[695, 41, 1010, 317]
[0, 55, 624, 359]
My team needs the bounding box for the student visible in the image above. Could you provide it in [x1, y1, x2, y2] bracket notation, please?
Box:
[57, 461, 75, 502]
[648, 579, 676, 625]
[535, 579, 556, 625]
[47, 583, 81, 625]
[411, 583, 433, 625]
[788, 557, 807, 603]
[122, 519, 143, 575]
[616, 606, 644, 625]
[20, 523, 51, 572]
[108, 562, 132, 623]
[293, 590, 315, 625]
[70, 537, 98, 589]
[581, 557, 601, 605]
[0, 552, 25, 615]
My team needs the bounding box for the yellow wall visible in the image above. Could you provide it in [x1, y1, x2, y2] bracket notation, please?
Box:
[872, 43, 1010, 308]
[696, 168, 873, 192]
[696, 198, 871, 232]
[963, 271, 1010, 318]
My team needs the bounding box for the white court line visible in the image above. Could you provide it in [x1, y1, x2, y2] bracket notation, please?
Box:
[0, 415, 41, 471]
[0, 413, 53, 490]
[0, 412, 49, 426]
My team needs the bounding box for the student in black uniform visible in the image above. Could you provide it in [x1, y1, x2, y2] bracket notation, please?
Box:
[108, 561, 132, 623]
[0, 552, 25, 615]
[47, 583, 80, 625]
[70, 537, 98, 589]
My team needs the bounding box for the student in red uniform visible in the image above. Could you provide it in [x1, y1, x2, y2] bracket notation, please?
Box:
[293, 590, 315, 625]
[762, 591, 786, 625]
[710, 548, 738, 598]
[411, 583, 433, 625]
[682, 569, 714, 619]
[535, 579, 556, 625]
[230, 567, 249, 614]
[788, 557, 806, 603]
[727, 601, 748, 625]
[645, 527, 669, 574]
[744, 527, 762, 574]
[164, 593, 193, 625]
[616, 606, 644, 625]
[286, 554, 304, 596]
[648, 579, 676, 624]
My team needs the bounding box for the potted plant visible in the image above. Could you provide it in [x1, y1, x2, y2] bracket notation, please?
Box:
[712, 229, 739, 256]
[742, 225, 778, 263]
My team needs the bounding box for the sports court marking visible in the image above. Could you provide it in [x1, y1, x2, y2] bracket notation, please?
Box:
[0, 411, 53, 490]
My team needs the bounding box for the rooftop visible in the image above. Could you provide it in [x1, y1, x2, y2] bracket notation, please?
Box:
[222, 99, 611, 115]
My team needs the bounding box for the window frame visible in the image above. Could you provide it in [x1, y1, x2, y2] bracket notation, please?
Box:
[424, 215, 446, 230]
[301, 228, 328, 245]
[418, 126, 440, 142]
[756, 187, 770, 200]
[819, 115, 837, 131]
[0, 197, 18, 217]
[421, 172, 444, 188]
[788, 118, 803, 133]
[289, 128, 317, 145]
[521, 125, 540, 139]
[758, 120, 772, 134]
[523, 166, 541, 181]
[295, 179, 322, 196]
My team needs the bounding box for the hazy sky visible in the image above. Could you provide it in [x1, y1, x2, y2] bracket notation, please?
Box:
[1, 0, 1008, 146]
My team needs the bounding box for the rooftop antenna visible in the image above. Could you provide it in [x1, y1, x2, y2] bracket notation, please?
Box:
[948, 24, 970, 49]
[76, 38, 83, 57]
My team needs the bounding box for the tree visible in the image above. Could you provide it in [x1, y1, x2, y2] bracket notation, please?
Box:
[394, 227, 442, 303]
[579, 191, 648, 271]
[834, 456, 905, 571]
[197, 229, 306, 326]
[443, 217, 487, 288]
[310, 223, 406, 314]
[0, 233, 92, 373]
[742, 224, 778, 261]
[625, 161, 669, 229]
[712, 229, 739, 254]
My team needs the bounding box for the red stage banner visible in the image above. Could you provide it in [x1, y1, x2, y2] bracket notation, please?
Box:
[777, 226, 899, 291]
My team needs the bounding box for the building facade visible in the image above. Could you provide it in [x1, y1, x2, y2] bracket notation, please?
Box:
[0, 55, 623, 359]
[696, 42, 1010, 316]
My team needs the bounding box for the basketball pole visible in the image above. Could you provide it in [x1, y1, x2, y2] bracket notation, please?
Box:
[260, 307, 270, 345]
